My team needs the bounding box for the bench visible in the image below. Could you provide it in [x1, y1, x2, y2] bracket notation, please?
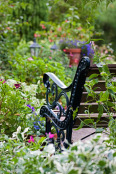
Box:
[40, 58, 116, 148]
[40, 56, 90, 148]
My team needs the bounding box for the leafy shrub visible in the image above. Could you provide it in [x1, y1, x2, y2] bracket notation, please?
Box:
[0, 134, 116, 173]
[0, 79, 45, 136]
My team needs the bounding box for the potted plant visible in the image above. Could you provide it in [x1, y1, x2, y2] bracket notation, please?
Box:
[59, 39, 94, 66]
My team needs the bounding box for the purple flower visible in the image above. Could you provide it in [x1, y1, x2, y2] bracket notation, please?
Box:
[27, 104, 31, 109]
[27, 104, 36, 113]
[34, 125, 40, 130]
[59, 39, 94, 58]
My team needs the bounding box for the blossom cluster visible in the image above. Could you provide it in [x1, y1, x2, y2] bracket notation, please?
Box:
[59, 39, 94, 58]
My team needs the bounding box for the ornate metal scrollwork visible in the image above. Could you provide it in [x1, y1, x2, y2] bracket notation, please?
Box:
[46, 80, 70, 120]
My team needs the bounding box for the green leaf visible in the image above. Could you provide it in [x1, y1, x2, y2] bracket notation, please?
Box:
[84, 86, 91, 93]
[97, 103, 103, 121]
[98, 160, 106, 167]
[75, 121, 84, 130]
[73, 107, 78, 120]
[88, 73, 99, 80]
[100, 91, 109, 102]
[96, 128, 104, 133]
[107, 101, 114, 107]
[83, 119, 94, 125]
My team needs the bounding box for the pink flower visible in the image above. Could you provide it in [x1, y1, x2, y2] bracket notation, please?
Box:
[40, 24, 46, 29]
[0, 79, 6, 83]
[58, 27, 62, 31]
[14, 84, 21, 88]
[70, 52, 73, 56]
[28, 136, 35, 143]
[42, 26, 46, 29]
[49, 132, 54, 139]
[69, 65, 72, 68]
[63, 49, 66, 52]
[65, 19, 69, 23]
[27, 57, 33, 61]
[6, 27, 11, 30]
[74, 59, 79, 63]
[46, 132, 55, 139]
[34, 33, 38, 38]
[105, 50, 108, 54]
[54, 35, 57, 37]
[77, 26, 82, 30]
[49, 39, 53, 43]
[49, 57, 52, 59]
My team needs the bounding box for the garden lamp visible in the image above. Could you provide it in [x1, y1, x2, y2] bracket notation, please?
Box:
[50, 43, 58, 50]
[30, 38, 41, 57]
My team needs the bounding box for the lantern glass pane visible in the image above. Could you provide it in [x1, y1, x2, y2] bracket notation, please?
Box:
[35, 48, 39, 57]
[31, 48, 35, 57]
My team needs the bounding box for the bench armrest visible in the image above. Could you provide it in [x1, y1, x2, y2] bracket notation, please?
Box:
[43, 72, 72, 92]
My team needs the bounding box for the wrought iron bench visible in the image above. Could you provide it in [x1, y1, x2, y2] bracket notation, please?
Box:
[40, 56, 90, 148]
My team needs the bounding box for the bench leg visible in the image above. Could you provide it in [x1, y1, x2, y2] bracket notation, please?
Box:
[46, 117, 51, 133]
[66, 115, 73, 144]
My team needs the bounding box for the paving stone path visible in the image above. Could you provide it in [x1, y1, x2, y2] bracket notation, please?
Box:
[72, 128, 108, 142]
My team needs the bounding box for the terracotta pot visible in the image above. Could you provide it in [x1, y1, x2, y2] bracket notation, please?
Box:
[65, 48, 81, 66]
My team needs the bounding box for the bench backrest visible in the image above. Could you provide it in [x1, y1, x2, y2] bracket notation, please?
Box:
[70, 57, 90, 111]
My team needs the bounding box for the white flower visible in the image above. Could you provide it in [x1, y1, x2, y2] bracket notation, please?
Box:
[6, 79, 17, 88]
[44, 144, 55, 154]
[12, 126, 21, 139]
[21, 127, 30, 140]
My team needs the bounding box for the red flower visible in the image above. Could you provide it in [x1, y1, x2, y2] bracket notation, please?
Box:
[63, 49, 66, 52]
[14, 84, 21, 89]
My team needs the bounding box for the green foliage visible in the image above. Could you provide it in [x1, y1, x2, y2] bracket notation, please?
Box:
[82, 63, 116, 134]
[48, 0, 115, 26]
[7, 39, 71, 87]
[94, 0, 116, 54]
[0, 1, 20, 70]
[10, 0, 48, 41]
[0, 134, 116, 173]
[0, 79, 45, 136]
